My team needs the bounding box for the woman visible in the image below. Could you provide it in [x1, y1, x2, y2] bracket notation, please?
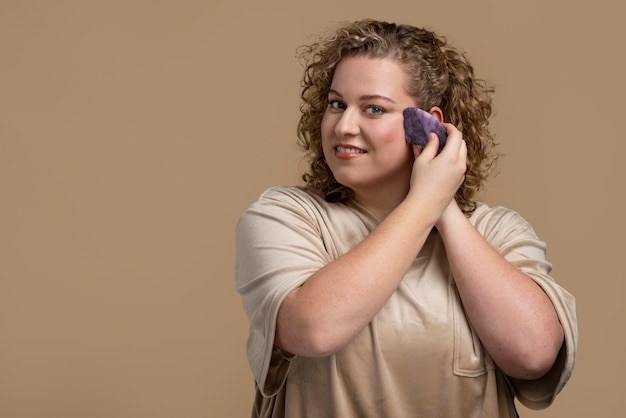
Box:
[236, 19, 577, 417]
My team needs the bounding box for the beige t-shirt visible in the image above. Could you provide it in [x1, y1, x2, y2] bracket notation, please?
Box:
[235, 186, 577, 418]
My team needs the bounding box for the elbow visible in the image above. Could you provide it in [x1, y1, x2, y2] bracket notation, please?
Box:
[502, 317, 566, 380]
[275, 312, 349, 357]
[276, 322, 345, 357]
[503, 336, 564, 380]
[515, 349, 559, 380]
[276, 290, 354, 357]
[301, 331, 342, 357]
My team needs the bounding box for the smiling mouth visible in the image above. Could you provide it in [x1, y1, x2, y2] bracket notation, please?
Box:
[335, 146, 366, 154]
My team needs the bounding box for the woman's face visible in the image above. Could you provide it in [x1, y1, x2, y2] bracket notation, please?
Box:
[321, 56, 417, 200]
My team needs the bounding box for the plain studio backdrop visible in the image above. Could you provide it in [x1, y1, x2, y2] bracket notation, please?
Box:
[1, 1, 624, 417]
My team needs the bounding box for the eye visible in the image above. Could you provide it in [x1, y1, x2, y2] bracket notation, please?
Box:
[328, 99, 346, 110]
[365, 105, 385, 115]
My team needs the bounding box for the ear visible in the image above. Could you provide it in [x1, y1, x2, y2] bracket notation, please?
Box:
[428, 106, 444, 123]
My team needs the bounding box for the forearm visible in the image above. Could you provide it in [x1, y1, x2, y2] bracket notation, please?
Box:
[275, 198, 436, 357]
[276, 128, 467, 357]
[437, 205, 564, 379]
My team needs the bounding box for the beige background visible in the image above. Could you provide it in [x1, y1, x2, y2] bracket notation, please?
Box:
[1, 1, 624, 417]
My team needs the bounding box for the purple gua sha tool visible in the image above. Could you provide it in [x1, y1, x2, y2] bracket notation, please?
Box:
[403, 107, 447, 153]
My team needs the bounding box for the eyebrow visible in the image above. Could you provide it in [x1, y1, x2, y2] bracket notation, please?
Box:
[328, 89, 397, 104]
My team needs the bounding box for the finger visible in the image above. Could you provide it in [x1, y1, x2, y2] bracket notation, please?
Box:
[442, 122, 461, 137]
[460, 139, 468, 159]
[437, 123, 463, 155]
[412, 144, 425, 159]
[419, 132, 440, 159]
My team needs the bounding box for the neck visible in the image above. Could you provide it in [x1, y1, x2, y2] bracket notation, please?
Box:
[352, 185, 409, 220]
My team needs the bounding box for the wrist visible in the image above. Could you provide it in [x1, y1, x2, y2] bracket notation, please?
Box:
[435, 200, 465, 232]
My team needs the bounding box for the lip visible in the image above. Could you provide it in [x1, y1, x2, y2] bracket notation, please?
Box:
[333, 144, 367, 160]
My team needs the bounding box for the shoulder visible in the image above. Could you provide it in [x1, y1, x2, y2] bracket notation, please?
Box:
[256, 185, 323, 205]
[238, 186, 332, 228]
[470, 202, 541, 244]
[470, 202, 527, 224]
[245, 186, 328, 215]
[239, 186, 372, 237]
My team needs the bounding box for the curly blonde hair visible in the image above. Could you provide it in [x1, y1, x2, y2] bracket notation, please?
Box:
[297, 19, 500, 215]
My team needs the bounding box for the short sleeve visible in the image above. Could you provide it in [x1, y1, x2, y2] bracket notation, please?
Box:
[471, 204, 578, 409]
[235, 187, 332, 397]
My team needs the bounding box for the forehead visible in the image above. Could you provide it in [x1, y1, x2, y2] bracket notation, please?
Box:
[331, 56, 409, 97]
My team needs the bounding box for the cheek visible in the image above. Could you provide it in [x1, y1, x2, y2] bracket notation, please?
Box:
[375, 121, 406, 146]
[375, 122, 412, 162]
[320, 113, 335, 147]
[321, 111, 335, 136]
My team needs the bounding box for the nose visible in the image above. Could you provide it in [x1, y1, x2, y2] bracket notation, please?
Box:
[335, 108, 360, 137]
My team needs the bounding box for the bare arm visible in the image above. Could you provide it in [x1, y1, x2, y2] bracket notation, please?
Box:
[435, 202, 565, 380]
[275, 198, 433, 356]
[275, 130, 466, 356]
